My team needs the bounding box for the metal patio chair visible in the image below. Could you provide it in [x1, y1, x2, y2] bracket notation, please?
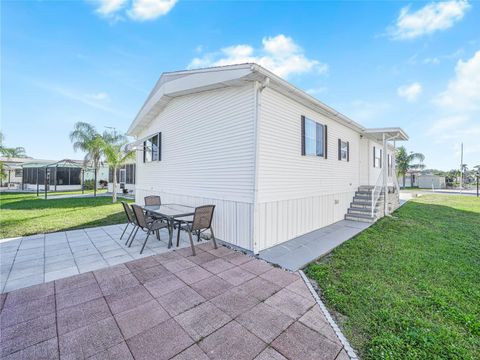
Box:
[175, 205, 217, 256]
[130, 204, 169, 254]
[144, 195, 161, 206]
[121, 201, 138, 246]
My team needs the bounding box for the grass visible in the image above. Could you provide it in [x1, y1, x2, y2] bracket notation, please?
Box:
[0, 192, 131, 238]
[305, 195, 480, 360]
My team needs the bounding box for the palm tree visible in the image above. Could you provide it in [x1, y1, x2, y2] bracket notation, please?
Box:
[101, 137, 135, 203]
[395, 146, 425, 188]
[1, 147, 27, 158]
[69, 122, 105, 196]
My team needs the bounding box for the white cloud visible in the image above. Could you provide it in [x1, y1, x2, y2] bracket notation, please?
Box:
[128, 0, 177, 21]
[435, 51, 480, 111]
[397, 82, 422, 102]
[340, 100, 390, 125]
[306, 87, 328, 96]
[427, 50, 480, 166]
[33, 81, 125, 117]
[427, 115, 469, 135]
[423, 57, 440, 65]
[86, 92, 110, 101]
[91, 0, 176, 21]
[95, 0, 128, 16]
[389, 0, 470, 40]
[188, 34, 328, 79]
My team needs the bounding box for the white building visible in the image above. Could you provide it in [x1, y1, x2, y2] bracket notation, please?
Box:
[126, 64, 408, 253]
[99, 162, 136, 195]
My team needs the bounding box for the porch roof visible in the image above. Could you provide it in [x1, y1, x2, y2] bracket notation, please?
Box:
[363, 127, 409, 141]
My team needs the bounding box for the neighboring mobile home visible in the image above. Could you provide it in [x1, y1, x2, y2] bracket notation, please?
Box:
[126, 64, 408, 253]
[102, 162, 136, 195]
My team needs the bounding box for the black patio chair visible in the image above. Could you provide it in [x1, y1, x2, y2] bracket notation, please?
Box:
[129, 204, 169, 254]
[121, 201, 137, 246]
[175, 205, 217, 256]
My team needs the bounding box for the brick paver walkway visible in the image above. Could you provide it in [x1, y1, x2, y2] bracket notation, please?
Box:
[0, 242, 349, 360]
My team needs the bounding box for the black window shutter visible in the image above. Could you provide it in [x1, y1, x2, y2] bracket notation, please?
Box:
[347, 141, 350, 162]
[301, 116, 306, 156]
[143, 141, 147, 163]
[324, 125, 328, 159]
[373, 146, 376, 167]
[338, 139, 341, 160]
[158, 132, 162, 161]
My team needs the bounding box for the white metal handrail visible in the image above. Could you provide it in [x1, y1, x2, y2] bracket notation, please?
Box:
[371, 171, 384, 218]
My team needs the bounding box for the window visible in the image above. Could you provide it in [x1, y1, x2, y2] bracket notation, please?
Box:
[143, 133, 161, 163]
[125, 164, 135, 184]
[338, 139, 349, 161]
[109, 164, 136, 184]
[301, 116, 327, 157]
[15, 169, 22, 177]
[373, 146, 382, 168]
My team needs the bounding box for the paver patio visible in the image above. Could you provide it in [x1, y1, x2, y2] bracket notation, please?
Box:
[0, 239, 350, 360]
[0, 224, 200, 293]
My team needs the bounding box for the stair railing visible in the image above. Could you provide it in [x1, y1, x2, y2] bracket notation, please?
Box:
[392, 158, 401, 195]
[371, 171, 384, 218]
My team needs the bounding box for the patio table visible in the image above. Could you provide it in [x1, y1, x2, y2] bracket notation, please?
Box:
[142, 203, 195, 248]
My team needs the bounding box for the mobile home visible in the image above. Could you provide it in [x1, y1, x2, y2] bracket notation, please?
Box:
[127, 64, 408, 253]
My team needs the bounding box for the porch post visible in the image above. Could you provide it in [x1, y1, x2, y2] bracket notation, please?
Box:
[383, 133, 388, 215]
[36, 168, 39, 197]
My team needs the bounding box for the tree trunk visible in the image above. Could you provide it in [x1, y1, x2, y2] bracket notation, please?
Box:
[94, 167, 97, 197]
[112, 167, 117, 203]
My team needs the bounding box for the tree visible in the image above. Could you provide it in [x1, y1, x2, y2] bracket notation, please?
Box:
[1, 147, 27, 158]
[395, 146, 425, 188]
[0, 131, 28, 158]
[101, 137, 135, 203]
[69, 122, 106, 196]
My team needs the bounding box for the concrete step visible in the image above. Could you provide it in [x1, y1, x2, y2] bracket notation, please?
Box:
[354, 194, 384, 201]
[355, 190, 385, 196]
[348, 207, 382, 216]
[352, 197, 384, 205]
[350, 202, 380, 209]
[345, 213, 376, 223]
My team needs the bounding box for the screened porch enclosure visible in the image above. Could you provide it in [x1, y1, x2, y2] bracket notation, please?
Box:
[22, 166, 82, 187]
[21, 159, 93, 194]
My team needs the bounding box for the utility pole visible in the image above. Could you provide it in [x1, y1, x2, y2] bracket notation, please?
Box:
[459, 142, 463, 192]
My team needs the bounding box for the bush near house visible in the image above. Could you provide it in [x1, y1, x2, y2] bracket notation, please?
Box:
[305, 195, 480, 360]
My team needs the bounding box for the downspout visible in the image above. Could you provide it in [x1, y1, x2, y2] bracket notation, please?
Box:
[252, 76, 269, 254]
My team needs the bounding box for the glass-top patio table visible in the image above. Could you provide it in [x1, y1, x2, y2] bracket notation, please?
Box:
[142, 203, 195, 248]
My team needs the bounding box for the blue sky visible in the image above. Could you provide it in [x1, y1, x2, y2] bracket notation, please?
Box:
[2, 0, 479, 170]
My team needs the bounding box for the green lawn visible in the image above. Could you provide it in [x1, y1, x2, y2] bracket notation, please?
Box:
[0, 192, 131, 238]
[305, 195, 480, 360]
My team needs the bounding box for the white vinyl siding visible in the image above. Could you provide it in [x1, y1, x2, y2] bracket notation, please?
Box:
[256, 87, 359, 203]
[253, 87, 360, 251]
[135, 84, 256, 203]
[134, 84, 256, 250]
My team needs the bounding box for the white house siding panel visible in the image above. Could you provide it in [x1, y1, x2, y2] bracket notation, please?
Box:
[366, 139, 396, 186]
[253, 87, 360, 251]
[135, 188, 254, 251]
[135, 84, 256, 250]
